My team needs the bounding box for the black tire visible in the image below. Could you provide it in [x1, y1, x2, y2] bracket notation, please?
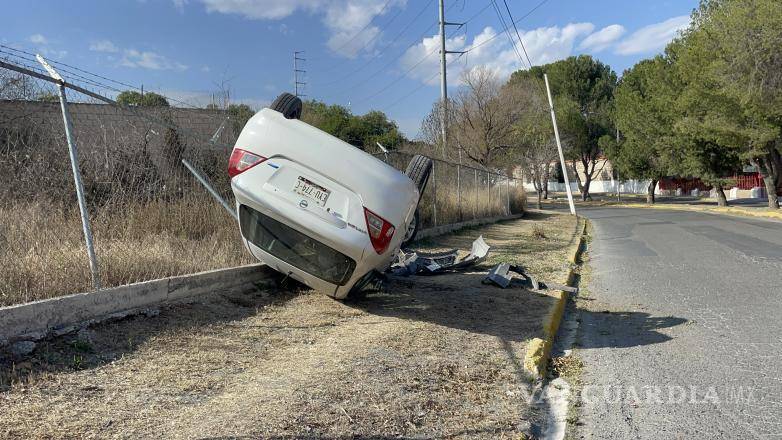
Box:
[401, 155, 432, 247]
[405, 154, 433, 193]
[269, 92, 302, 119]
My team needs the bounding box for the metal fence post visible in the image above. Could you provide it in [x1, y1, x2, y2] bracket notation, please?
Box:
[473, 168, 478, 220]
[506, 176, 511, 215]
[432, 160, 437, 227]
[457, 163, 462, 221]
[37, 55, 101, 289]
[486, 171, 490, 217]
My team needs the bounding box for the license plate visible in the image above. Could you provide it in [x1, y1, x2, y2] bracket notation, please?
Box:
[293, 176, 330, 206]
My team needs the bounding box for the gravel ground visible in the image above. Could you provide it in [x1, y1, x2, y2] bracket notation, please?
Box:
[0, 213, 578, 439]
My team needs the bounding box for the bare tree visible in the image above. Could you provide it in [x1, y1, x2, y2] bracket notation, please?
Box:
[505, 77, 558, 208]
[448, 67, 521, 167]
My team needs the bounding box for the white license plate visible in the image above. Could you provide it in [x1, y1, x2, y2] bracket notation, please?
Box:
[293, 176, 330, 206]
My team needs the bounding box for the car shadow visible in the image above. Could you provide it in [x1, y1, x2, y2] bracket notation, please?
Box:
[575, 308, 687, 349]
[349, 272, 559, 344]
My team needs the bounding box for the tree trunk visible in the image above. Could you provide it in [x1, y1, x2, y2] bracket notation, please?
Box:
[536, 189, 543, 209]
[542, 163, 551, 199]
[761, 175, 779, 209]
[646, 179, 658, 204]
[714, 185, 729, 207]
[581, 178, 592, 201]
[753, 150, 780, 209]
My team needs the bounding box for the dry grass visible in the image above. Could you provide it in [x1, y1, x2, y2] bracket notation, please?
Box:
[0, 214, 577, 439]
[0, 198, 252, 306]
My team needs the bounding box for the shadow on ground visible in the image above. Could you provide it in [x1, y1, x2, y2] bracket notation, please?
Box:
[576, 309, 687, 349]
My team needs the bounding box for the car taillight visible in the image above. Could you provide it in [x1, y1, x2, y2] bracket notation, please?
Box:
[228, 148, 266, 178]
[364, 207, 395, 254]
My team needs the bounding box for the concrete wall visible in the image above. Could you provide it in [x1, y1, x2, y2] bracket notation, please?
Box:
[0, 264, 276, 346]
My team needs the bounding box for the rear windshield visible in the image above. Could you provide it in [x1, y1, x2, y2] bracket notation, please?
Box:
[239, 205, 356, 286]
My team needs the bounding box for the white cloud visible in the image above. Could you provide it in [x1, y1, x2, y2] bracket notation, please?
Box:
[120, 49, 188, 71]
[172, 0, 188, 11]
[401, 23, 595, 85]
[578, 24, 625, 52]
[89, 39, 119, 53]
[615, 15, 690, 55]
[28, 34, 68, 59]
[29, 34, 48, 45]
[197, 0, 405, 58]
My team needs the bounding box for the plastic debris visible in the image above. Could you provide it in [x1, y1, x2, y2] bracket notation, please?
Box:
[482, 263, 577, 294]
[390, 236, 490, 276]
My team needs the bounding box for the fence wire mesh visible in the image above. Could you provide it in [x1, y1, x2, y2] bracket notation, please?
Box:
[375, 151, 526, 229]
[0, 53, 526, 306]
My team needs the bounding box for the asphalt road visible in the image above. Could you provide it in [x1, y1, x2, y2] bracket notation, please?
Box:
[571, 207, 782, 439]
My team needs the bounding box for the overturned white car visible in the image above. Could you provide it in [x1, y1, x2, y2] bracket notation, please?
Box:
[229, 93, 432, 299]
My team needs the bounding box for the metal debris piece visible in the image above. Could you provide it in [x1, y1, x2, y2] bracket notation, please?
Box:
[483, 263, 577, 294]
[484, 262, 513, 288]
[390, 236, 490, 276]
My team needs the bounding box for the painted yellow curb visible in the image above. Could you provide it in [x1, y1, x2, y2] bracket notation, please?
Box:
[524, 218, 588, 377]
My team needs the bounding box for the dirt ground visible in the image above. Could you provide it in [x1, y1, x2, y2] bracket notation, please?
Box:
[0, 212, 579, 439]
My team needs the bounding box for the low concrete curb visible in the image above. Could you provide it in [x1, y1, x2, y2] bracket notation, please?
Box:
[524, 217, 588, 377]
[415, 213, 524, 241]
[0, 264, 277, 347]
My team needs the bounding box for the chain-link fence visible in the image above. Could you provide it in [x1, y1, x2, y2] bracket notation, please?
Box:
[375, 151, 526, 230]
[0, 51, 526, 307]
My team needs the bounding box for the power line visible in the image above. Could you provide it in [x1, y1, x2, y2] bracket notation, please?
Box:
[490, 0, 524, 64]
[313, 0, 435, 86]
[0, 44, 222, 110]
[501, 0, 534, 68]
[324, 0, 481, 101]
[323, 0, 396, 58]
[461, 0, 548, 55]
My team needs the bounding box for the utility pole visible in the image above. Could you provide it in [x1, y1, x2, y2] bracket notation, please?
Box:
[438, 0, 464, 159]
[544, 73, 576, 216]
[293, 51, 306, 97]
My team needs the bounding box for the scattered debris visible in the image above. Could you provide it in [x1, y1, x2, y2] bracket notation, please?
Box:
[390, 236, 490, 276]
[483, 263, 578, 294]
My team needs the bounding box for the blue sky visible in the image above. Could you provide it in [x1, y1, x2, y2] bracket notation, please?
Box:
[3, 0, 697, 137]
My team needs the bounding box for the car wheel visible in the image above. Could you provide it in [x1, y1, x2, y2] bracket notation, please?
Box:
[401, 155, 432, 247]
[401, 210, 419, 246]
[405, 154, 433, 193]
[269, 92, 302, 119]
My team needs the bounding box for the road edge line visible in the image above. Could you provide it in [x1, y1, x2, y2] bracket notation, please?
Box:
[524, 217, 588, 377]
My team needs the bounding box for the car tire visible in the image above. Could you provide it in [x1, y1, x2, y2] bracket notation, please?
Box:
[269, 92, 302, 119]
[401, 154, 432, 247]
[405, 154, 433, 193]
[401, 210, 420, 246]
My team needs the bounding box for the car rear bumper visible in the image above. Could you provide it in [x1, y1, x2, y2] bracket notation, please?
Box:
[234, 194, 387, 299]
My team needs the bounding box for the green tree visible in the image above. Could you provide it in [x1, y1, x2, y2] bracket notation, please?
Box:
[612, 56, 678, 203]
[512, 55, 618, 200]
[36, 91, 59, 103]
[116, 90, 169, 107]
[673, 0, 782, 208]
[301, 100, 405, 150]
[227, 104, 255, 136]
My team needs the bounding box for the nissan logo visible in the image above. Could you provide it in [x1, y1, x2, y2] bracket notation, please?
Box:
[299, 199, 308, 208]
